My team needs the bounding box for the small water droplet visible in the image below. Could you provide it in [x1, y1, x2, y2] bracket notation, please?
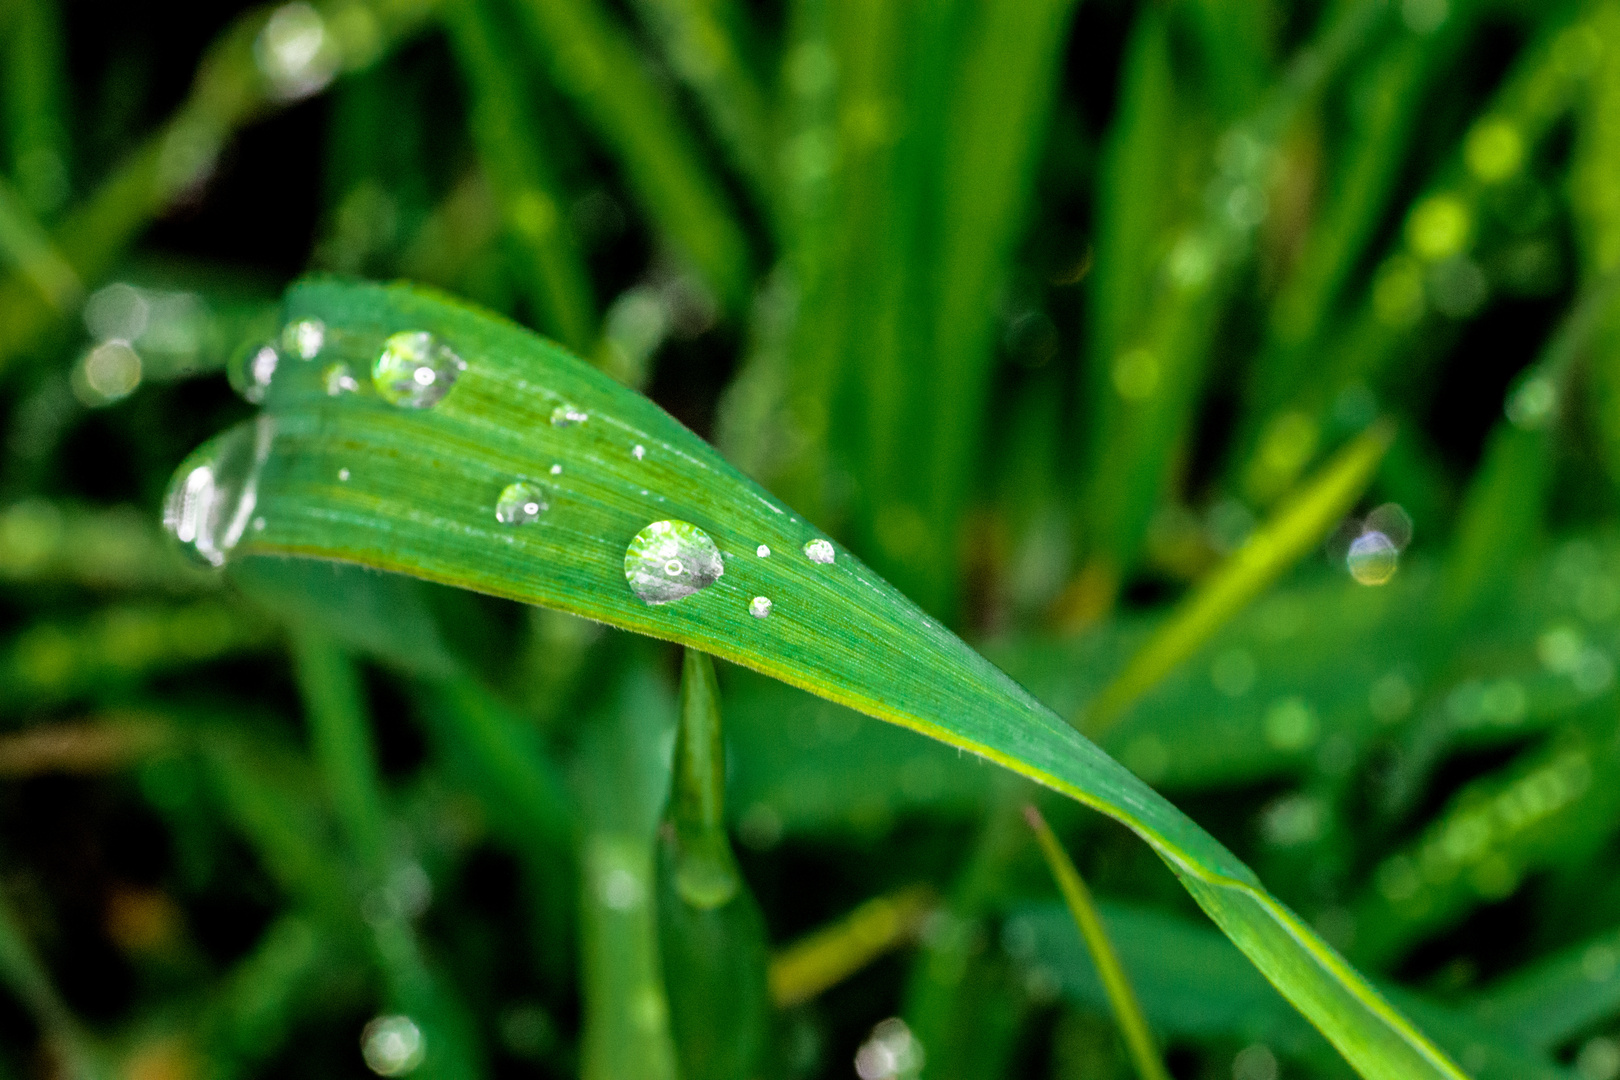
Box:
[338, 468, 350, 482]
[281, 318, 325, 360]
[496, 481, 549, 525]
[624, 520, 724, 604]
[551, 404, 588, 427]
[804, 538, 835, 564]
[373, 330, 465, 408]
[750, 596, 772, 618]
[323, 362, 359, 396]
[252, 516, 266, 532]
[756, 544, 770, 557]
[632, 444, 646, 460]
[1348, 531, 1399, 585]
[549, 463, 562, 475]
[162, 416, 275, 567]
[229, 341, 280, 404]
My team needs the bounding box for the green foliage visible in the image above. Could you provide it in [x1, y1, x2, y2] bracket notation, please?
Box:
[4, 1, 1620, 1078]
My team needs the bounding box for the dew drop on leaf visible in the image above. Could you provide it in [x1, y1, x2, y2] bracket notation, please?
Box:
[281, 318, 325, 360]
[228, 340, 280, 404]
[323, 362, 359, 396]
[551, 404, 589, 427]
[372, 330, 465, 408]
[162, 416, 275, 568]
[750, 596, 772, 618]
[1348, 531, 1399, 585]
[632, 444, 645, 460]
[756, 544, 770, 557]
[624, 520, 724, 604]
[804, 538, 835, 564]
[496, 482, 549, 525]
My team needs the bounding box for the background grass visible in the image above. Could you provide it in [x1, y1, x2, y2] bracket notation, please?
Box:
[2, 0, 1620, 1077]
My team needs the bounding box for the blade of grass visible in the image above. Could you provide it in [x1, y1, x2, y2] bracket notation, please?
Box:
[443, 0, 596, 352]
[0, 178, 78, 310]
[1467, 919, 1620, 1052]
[1024, 805, 1169, 1080]
[767, 883, 935, 1007]
[1, 0, 71, 216]
[504, 0, 752, 311]
[184, 278, 1469, 1079]
[1083, 420, 1392, 735]
[658, 650, 769, 1080]
[0, 881, 104, 1080]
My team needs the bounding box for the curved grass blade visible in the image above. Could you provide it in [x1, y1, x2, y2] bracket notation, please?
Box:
[174, 279, 1465, 1080]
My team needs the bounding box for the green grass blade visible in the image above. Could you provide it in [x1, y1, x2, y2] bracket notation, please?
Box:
[176, 278, 1467, 1080]
[1083, 421, 1392, 733]
[505, 0, 752, 311]
[767, 884, 934, 1006]
[1024, 805, 1170, 1080]
[0, 881, 104, 1080]
[0, 176, 79, 310]
[1468, 920, 1620, 1051]
[1, 0, 71, 216]
[443, 0, 596, 352]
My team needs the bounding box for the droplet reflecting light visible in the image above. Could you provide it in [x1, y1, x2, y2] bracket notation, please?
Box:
[361, 1015, 426, 1077]
[162, 417, 275, 568]
[551, 404, 588, 427]
[804, 538, 835, 565]
[372, 331, 464, 408]
[1348, 531, 1399, 585]
[750, 596, 772, 618]
[496, 482, 549, 525]
[625, 521, 724, 604]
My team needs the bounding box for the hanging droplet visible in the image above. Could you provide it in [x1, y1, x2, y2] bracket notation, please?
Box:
[373, 330, 465, 408]
[625, 520, 724, 604]
[324, 362, 359, 396]
[551, 404, 588, 427]
[229, 341, 280, 404]
[1347, 531, 1399, 585]
[496, 482, 549, 525]
[281, 317, 326, 360]
[804, 538, 835, 564]
[756, 544, 770, 558]
[162, 416, 276, 568]
[750, 596, 772, 618]
[632, 444, 646, 460]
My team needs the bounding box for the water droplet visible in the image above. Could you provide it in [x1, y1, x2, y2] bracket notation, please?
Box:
[338, 468, 350, 482]
[1348, 531, 1399, 585]
[625, 520, 724, 604]
[361, 1014, 426, 1077]
[750, 596, 772, 618]
[324, 362, 359, 396]
[496, 482, 549, 525]
[804, 538, 835, 564]
[230, 342, 280, 404]
[756, 544, 770, 557]
[549, 463, 562, 475]
[373, 331, 464, 408]
[281, 318, 325, 360]
[632, 444, 646, 460]
[162, 417, 275, 568]
[551, 404, 588, 427]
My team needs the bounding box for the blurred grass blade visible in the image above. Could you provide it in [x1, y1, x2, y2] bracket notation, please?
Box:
[1, 0, 71, 216]
[443, 0, 595, 352]
[0, 715, 174, 776]
[1468, 921, 1620, 1051]
[0, 884, 103, 1080]
[1084, 420, 1392, 734]
[768, 884, 935, 1007]
[1024, 805, 1169, 1080]
[190, 279, 1467, 1079]
[0, 177, 79, 310]
[658, 650, 769, 1080]
[505, 0, 752, 310]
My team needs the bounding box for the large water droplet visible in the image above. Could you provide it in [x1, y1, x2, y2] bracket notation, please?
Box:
[804, 538, 835, 564]
[162, 416, 275, 568]
[750, 596, 772, 619]
[1347, 531, 1399, 585]
[625, 520, 724, 604]
[373, 331, 465, 408]
[496, 482, 549, 525]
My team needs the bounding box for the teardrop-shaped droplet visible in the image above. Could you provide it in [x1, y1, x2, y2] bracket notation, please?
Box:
[551, 404, 588, 427]
[281, 318, 326, 360]
[228, 340, 281, 404]
[749, 596, 772, 618]
[1347, 530, 1399, 585]
[162, 416, 276, 568]
[496, 481, 549, 525]
[624, 520, 724, 604]
[804, 538, 835, 565]
[373, 330, 465, 408]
